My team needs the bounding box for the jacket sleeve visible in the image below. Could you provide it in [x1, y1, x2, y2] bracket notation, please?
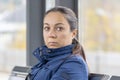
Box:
[51, 56, 88, 80]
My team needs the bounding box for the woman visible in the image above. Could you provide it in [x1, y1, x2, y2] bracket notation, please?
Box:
[28, 6, 88, 80]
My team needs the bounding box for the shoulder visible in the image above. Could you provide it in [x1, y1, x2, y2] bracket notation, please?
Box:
[51, 54, 89, 80]
[61, 54, 88, 74]
[65, 54, 87, 67]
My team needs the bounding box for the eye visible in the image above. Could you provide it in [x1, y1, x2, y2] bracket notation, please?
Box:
[44, 26, 50, 31]
[56, 27, 64, 31]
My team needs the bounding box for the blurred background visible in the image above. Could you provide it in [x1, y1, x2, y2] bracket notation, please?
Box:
[0, 0, 26, 79]
[0, 0, 120, 80]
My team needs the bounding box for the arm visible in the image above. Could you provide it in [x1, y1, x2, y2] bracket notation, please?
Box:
[51, 56, 88, 80]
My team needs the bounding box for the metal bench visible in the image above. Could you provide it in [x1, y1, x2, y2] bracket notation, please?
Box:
[9, 66, 120, 80]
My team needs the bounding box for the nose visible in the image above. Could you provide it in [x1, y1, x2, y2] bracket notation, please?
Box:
[48, 30, 57, 38]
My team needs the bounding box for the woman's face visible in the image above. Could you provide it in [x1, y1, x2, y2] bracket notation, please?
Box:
[43, 12, 77, 48]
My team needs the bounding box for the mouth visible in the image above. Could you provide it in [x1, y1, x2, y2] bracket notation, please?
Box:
[48, 42, 57, 46]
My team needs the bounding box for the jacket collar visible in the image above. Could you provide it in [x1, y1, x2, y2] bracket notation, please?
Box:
[33, 44, 74, 62]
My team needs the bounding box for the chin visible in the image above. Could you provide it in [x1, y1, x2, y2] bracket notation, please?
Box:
[48, 46, 59, 49]
[47, 45, 61, 49]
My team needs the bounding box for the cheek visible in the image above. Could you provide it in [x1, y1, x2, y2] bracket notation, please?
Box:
[43, 32, 47, 41]
[59, 33, 73, 43]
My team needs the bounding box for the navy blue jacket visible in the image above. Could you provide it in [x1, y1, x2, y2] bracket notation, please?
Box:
[29, 45, 88, 80]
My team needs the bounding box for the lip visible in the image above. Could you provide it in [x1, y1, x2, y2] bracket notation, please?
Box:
[48, 42, 57, 46]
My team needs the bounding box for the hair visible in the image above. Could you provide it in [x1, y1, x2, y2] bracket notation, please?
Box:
[44, 6, 87, 62]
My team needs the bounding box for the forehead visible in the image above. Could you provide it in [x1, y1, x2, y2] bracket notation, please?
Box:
[44, 12, 67, 23]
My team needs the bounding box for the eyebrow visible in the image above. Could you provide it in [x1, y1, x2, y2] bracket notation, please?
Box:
[44, 23, 49, 25]
[55, 23, 64, 26]
[44, 23, 64, 26]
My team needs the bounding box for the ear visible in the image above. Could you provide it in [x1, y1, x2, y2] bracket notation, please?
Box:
[71, 29, 78, 38]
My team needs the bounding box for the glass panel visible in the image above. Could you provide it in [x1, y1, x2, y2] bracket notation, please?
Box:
[78, 0, 120, 75]
[46, 0, 55, 11]
[0, 0, 26, 76]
